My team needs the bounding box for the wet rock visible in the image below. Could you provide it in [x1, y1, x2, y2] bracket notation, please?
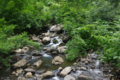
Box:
[16, 68, 23, 74]
[57, 67, 63, 75]
[25, 72, 33, 78]
[24, 68, 35, 73]
[64, 75, 76, 80]
[80, 67, 87, 71]
[90, 65, 95, 69]
[57, 46, 66, 53]
[53, 38, 58, 44]
[36, 75, 43, 80]
[34, 60, 42, 67]
[60, 67, 72, 76]
[32, 51, 42, 56]
[59, 42, 65, 46]
[50, 24, 63, 33]
[52, 56, 64, 65]
[81, 58, 86, 63]
[37, 69, 45, 74]
[12, 59, 27, 68]
[42, 37, 50, 44]
[43, 71, 54, 78]
[78, 75, 94, 80]
[18, 77, 27, 80]
[22, 47, 29, 53]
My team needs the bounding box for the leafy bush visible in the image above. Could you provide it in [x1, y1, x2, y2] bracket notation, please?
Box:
[0, 18, 40, 66]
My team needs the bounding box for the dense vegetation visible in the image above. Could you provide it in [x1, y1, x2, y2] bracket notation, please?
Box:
[0, 0, 120, 68]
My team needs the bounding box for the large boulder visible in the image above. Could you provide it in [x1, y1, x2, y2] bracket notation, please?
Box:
[43, 71, 54, 78]
[15, 49, 24, 54]
[12, 59, 27, 68]
[50, 24, 63, 33]
[60, 67, 72, 76]
[78, 75, 94, 80]
[64, 75, 76, 80]
[52, 56, 64, 65]
[36, 75, 43, 80]
[18, 77, 26, 80]
[25, 72, 33, 78]
[34, 60, 42, 67]
[57, 46, 66, 53]
[42, 37, 50, 44]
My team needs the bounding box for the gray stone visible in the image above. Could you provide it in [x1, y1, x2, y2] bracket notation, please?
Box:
[24, 68, 35, 72]
[25, 72, 33, 78]
[80, 67, 87, 71]
[36, 75, 43, 80]
[60, 67, 72, 76]
[42, 37, 50, 44]
[43, 71, 54, 78]
[34, 60, 42, 67]
[78, 75, 94, 80]
[64, 75, 76, 80]
[18, 77, 26, 80]
[13, 59, 27, 68]
[50, 24, 63, 32]
[52, 56, 64, 65]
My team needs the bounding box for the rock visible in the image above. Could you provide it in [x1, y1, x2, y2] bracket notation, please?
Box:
[57, 67, 63, 75]
[37, 69, 45, 74]
[57, 46, 66, 53]
[51, 50, 58, 55]
[18, 77, 27, 80]
[52, 56, 64, 65]
[63, 35, 69, 43]
[31, 34, 41, 42]
[103, 78, 110, 80]
[36, 75, 43, 80]
[34, 60, 42, 67]
[15, 49, 24, 54]
[16, 68, 23, 74]
[80, 67, 87, 71]
[44, 33, 50, 37]
[24, 68, 35, 73]
[78, 75, 94, 80]
[42, 37, 50, 44]
[25, 72, 33, 78]
[43, 71, 54, 78]
[29, 46, 35, 50]
[12, 71, 16, 75]
[22, 47, 29, 53]
[90, 65, 95, 69]
[50, 33, 56, 37]
[50, 24, 63, 33]
[85, 61, 89, 65]
[64, 75, 76, 80]
[32, 50, 42, 56]
[60, 67, 72, 76]
[53, 38, 58, 44]
[13, 59, 27, 68]
[59, 42, 65, 46]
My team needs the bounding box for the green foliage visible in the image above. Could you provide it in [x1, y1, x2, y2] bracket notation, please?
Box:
[0, 18, 40, 66]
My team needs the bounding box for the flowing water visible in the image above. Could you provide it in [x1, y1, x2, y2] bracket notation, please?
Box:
[0, 26, 113, 80]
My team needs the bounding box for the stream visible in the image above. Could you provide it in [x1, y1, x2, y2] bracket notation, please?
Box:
[0, 24, 113, 80]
